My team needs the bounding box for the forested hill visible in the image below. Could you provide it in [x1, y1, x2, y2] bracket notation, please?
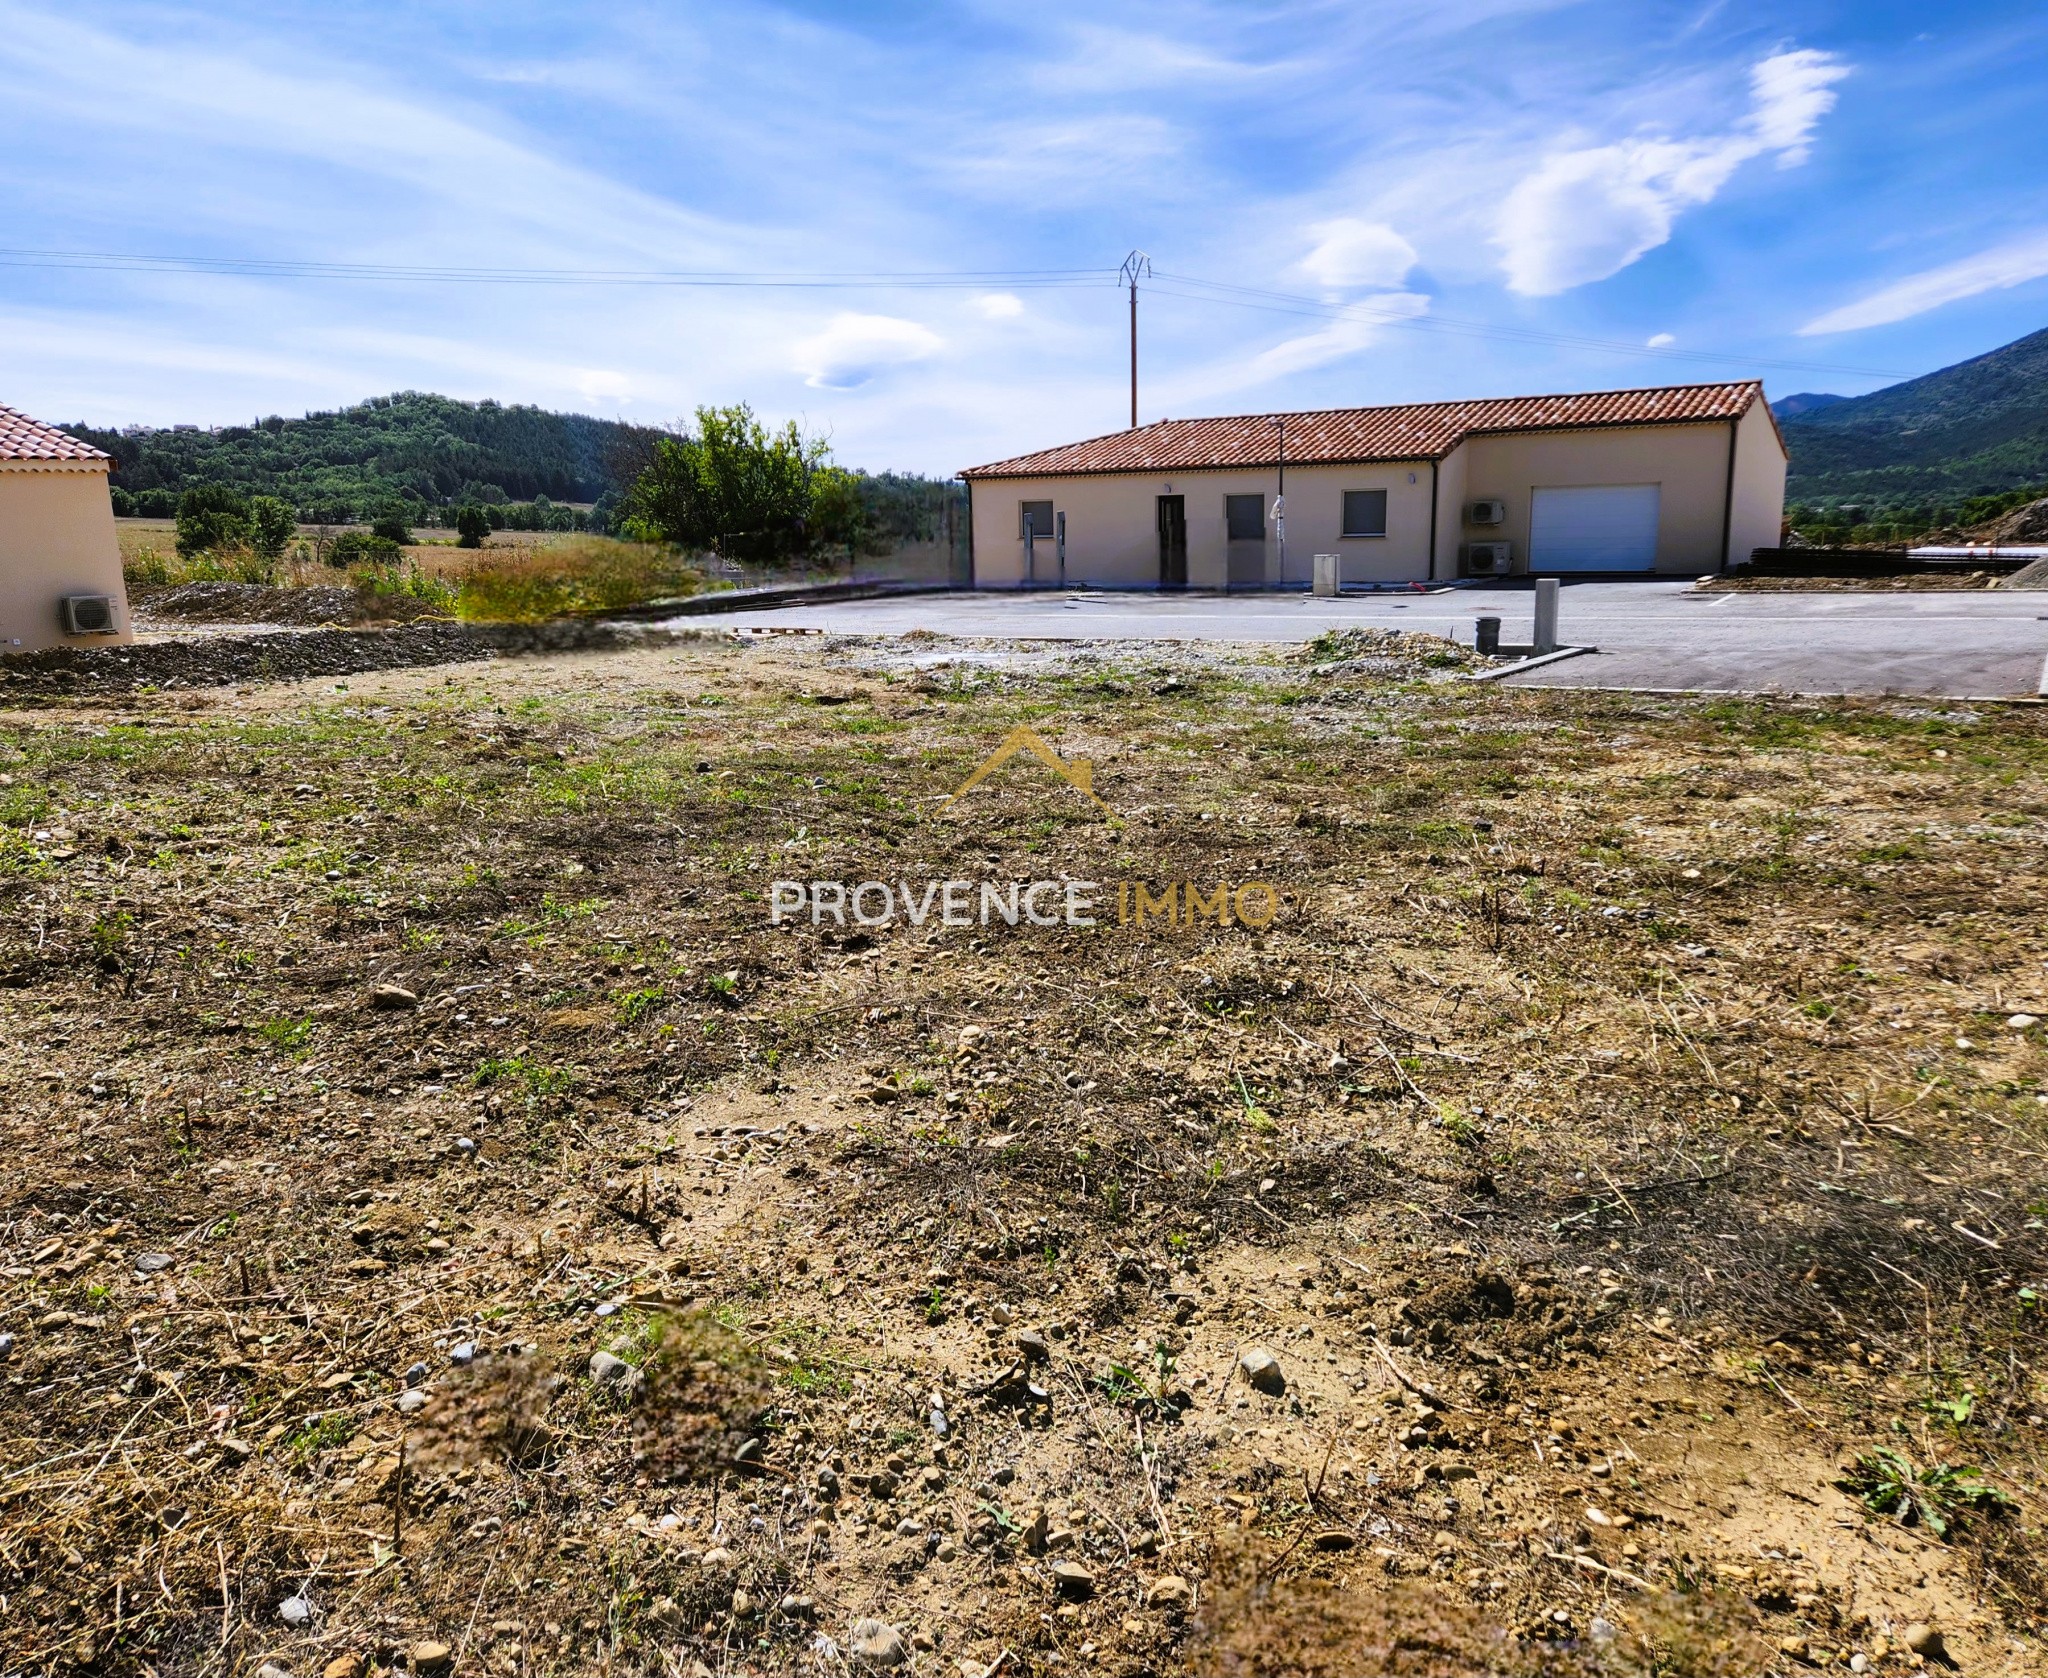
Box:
[1781, 325, 2048, 511]
[65, 392, 663, 521]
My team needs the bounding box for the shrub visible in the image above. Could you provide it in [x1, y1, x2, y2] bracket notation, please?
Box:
[454, 504, 491, 548]
[370, 514, 414, 546]
[247, 495, 297, 559]
[323, 531, 404, 570]
[174, 484, 251, 558]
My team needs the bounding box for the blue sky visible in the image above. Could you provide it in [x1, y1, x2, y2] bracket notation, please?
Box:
[0, 0, 2043, 475]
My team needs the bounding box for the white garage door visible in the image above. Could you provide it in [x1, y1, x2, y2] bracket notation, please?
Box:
[1529, 485, 1661, 572]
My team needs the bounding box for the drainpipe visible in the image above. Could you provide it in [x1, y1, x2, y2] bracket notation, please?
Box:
[1718, 415, 1739, 573]
[1426, 459, 1440, 582]
[1056, 510, 1067, 589]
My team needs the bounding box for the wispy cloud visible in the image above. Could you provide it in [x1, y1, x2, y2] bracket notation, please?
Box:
[1800, 228, 2048, 335]
[791, 314, 944, 390]
[1297, 220, 1418, 292]
[1494, 48, 1848, 296]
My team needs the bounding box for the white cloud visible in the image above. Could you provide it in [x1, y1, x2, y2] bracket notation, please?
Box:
[1494, 48, 1847, 296]
[973, 293, 1026, 320]
[1646, 331, 1676, 347]
[1297, 219, 1418, 292]
[791, 313, 944, 390]
[1800, 229, 2048, 335]
[1167, 292, 1433, 403]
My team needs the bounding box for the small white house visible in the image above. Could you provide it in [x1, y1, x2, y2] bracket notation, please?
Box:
[0, 403, 131, 651]
[961, 381, 1787, 589]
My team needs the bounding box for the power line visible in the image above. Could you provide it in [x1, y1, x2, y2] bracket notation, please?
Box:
[0, 245, 1912, 382]
[0, 248, 1112, 289]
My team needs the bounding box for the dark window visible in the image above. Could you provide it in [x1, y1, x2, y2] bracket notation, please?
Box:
[1342, 489, 1388, 537]
[1225, 494, 1265, 541]
[1020, 500, 1054, 539]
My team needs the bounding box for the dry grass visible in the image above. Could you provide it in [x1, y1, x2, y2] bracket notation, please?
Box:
[0, 637, 2042, 1675]
[448, 535, 705, 622]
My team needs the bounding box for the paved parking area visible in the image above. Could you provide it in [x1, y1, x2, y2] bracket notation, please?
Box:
[681, 582, 2048, 700]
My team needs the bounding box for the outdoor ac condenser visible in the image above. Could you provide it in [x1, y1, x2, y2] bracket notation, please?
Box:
[1463, 541, 1511, 577]
[60, 595, 119, 635]
[1468, 498, 1507, 526]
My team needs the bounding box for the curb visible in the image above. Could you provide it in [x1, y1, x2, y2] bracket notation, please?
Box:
[1466, 645, 1597, 683]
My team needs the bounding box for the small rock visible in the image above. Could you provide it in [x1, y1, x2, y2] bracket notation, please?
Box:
[701, 1547, 736, 1569]
[404, 1361, 428, 1386]
[589, 1350, 632, 1383]
[848, 1618, 907, 1666]
[1239, 1347, 1286, 1396]
[133, 1252, 175, 1273]
[779, 1594, 817, 1620]
[449, 1341, 476, 1365]
[1051, 1560, 1095, 1598]
[1015, 1329, 1051, 1363]
[1021, 1505, 1050, 1552]
[1146, 1575, 1193, 1610]
[371, 984, 420, 1011]
[735, 1437, 764, 1465]
[218, 1437, 254, 1465]
[1903, 1624, 1944, 1660]
[397, 1389, 427, 1414]
[410, 1642, 453, 1674]
[0, 1332, 13, 1360]
[1849, 1656, 1869, 1674]
[2008, 1014, 2040, 1030]
[258, 1665, 291, 1678]
[323, 1656, 365, 1678]
[454, 1137, 477, 1154]
[278, 1595, 313, 1626]
[929, 1407, 950, 1438]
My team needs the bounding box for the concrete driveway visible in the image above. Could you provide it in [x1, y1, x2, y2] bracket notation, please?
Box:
[682, 581, 2048, 700]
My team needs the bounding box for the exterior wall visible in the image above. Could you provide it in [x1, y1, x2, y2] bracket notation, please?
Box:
[0, 464, 132, 651]
[970, 461, 1437, 589]
[1726, 398, 1789, 567]
[1430, 445, 1469, 581]
[1458, 421, 1745, 576]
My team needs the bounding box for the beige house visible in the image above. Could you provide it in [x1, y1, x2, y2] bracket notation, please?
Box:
[961, 381, 1786, 589]
[0, 404, 130, 650]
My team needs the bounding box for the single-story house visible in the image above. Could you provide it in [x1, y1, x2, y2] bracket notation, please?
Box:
[960, 380, 1786, 589]
[0, 403, 130, 650]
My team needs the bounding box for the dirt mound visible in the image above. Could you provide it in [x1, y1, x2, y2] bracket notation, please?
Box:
[1991, 497, 2048, 544]
[129, 581, 446, 627]
[0, 618, 642, 694]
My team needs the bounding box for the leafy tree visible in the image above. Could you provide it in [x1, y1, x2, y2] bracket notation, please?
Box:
[109, 486, 137, 517]
[247, 495, 297, 560]
[175, 484, 252, 558]
[454, 504, 491, 548]
[370, 513, 414, 546]
[623, 403, 824, 565]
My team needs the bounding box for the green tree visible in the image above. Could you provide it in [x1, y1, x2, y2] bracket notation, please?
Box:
[175, 484, 252, 558]
[454, 504, 491, 548]
[324, 531, 404, 570]
[809, 466, 876, 574]
[370, 513, 414, 546]
[247, 495, 297, 560]
[623, 403, 824, 565]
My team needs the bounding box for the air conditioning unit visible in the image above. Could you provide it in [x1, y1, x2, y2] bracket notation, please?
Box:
[1468, 498, 1506, 526]
[1463, 541, 1511, 577]
[60, 595, 119, 635]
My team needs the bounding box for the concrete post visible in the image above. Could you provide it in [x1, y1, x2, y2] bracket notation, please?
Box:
[1533, 578, 1559, 654]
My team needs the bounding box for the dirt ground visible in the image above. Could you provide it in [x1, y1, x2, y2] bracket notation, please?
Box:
[2, 626, 2044, 1678]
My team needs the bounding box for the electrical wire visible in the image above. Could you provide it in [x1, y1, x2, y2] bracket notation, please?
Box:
[0, 245, 1910, 381]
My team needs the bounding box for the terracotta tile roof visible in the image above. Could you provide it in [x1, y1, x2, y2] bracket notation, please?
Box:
[962, 381, 1765, 479]
[0, 403, 110, 463]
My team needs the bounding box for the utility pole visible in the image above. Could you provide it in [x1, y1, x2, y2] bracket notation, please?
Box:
[1119, 250, 1150, 430]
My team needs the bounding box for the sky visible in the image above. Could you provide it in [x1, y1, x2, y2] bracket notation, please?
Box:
[0, 0, 2044, 476]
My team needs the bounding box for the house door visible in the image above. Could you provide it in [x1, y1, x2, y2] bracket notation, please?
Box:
[1156, 495, 1187, 589]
